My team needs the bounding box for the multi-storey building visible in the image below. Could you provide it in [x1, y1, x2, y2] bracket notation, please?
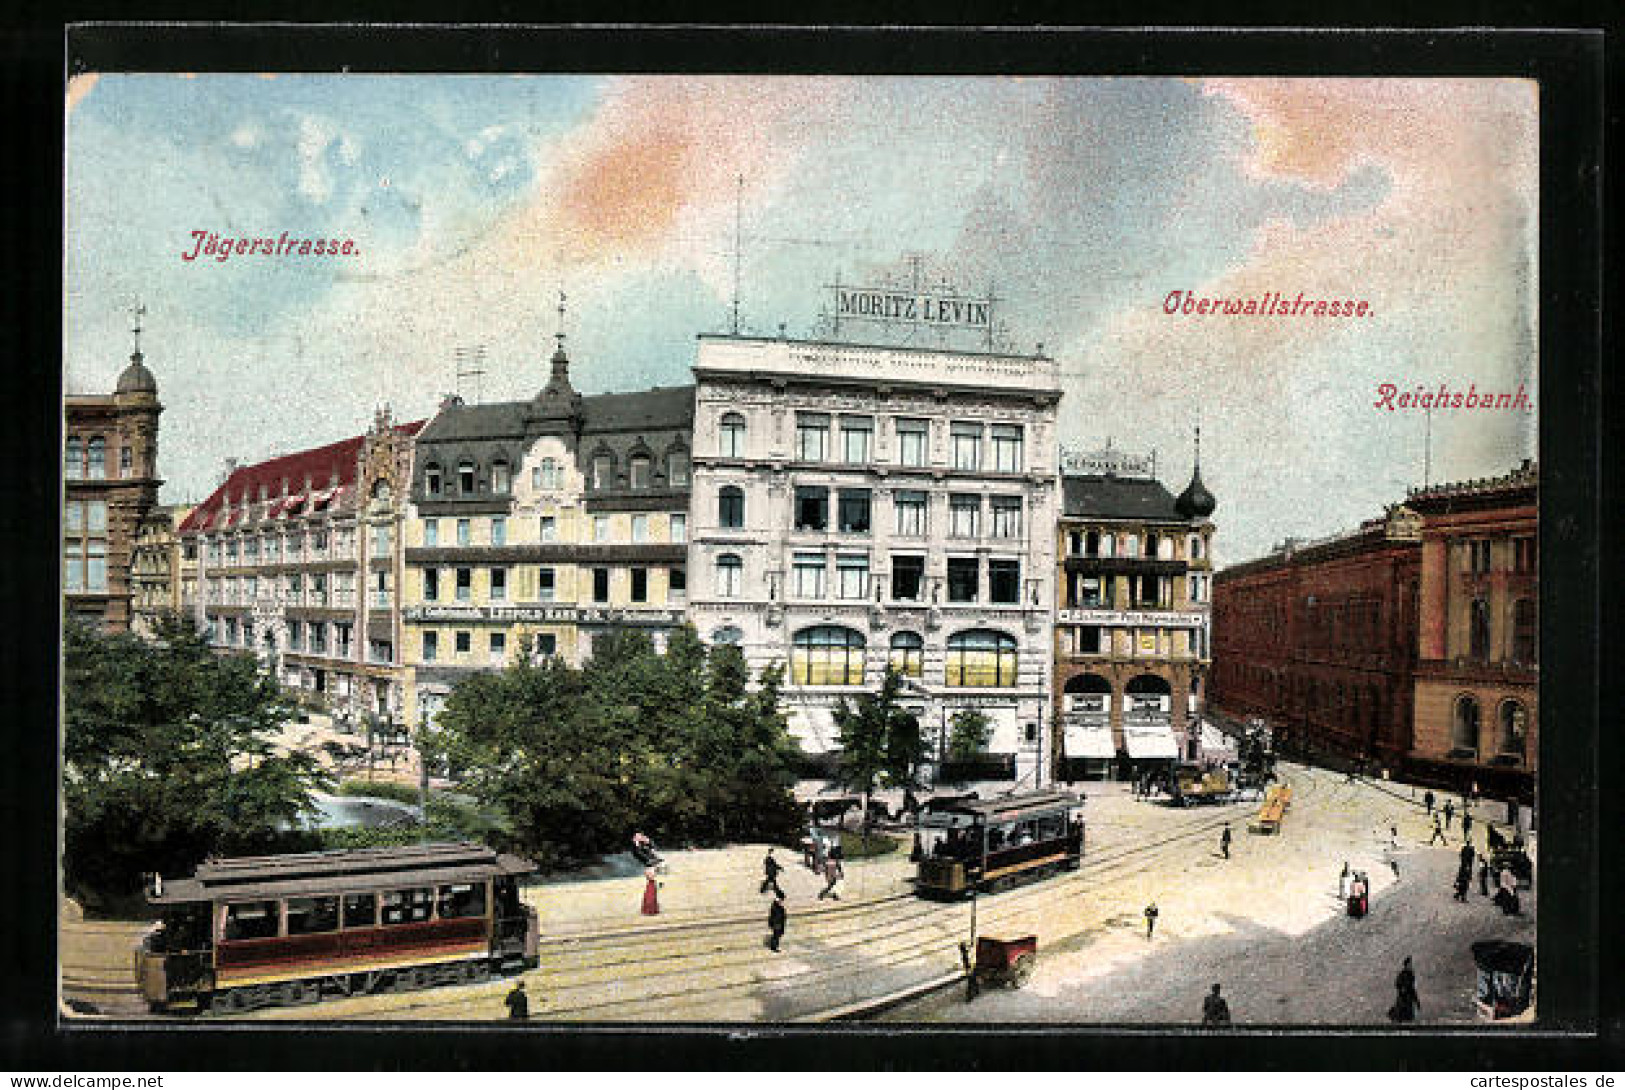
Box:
[1053, 440, 1215, 781]
[131, 503, 193, 635]
[1209, 505, 1424, 769]
[401, 339, 693, 727]
[63, 338, 163, 632]
[177, 410, 423, 728]
[687, 334, 1061, 785]
[1406, 461, 1537, 799]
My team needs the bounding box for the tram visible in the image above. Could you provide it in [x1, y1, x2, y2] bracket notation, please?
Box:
[133, 841, 540, 1014]
[914, 789, 1084, 899]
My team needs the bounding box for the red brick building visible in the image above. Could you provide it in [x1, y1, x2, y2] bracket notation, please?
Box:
[1209, 504, 1423, 768]
[1406, 462, 1537, 800]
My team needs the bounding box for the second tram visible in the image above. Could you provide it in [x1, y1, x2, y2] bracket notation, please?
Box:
[914, 789, 1084, 898]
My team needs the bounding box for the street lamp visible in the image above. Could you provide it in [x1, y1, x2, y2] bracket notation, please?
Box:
[901, 676, 948, 788]
[417, 708, 430, 842]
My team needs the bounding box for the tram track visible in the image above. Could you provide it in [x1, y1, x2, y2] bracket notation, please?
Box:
[72, 772, 1315, 1022]
[247, 784, 1286, 1022]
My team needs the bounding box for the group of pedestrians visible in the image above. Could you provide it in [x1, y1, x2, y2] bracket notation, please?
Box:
[759, 839, 846, 953]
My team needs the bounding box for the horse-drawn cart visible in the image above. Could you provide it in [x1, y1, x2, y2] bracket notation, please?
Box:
[960, 935, 1037, 998]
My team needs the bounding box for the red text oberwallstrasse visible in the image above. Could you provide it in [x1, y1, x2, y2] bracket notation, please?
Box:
[181, 231, 358, 263]
[1163, 290, 1372, 318]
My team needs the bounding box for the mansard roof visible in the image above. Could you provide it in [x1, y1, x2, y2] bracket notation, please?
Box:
[178, 420, 423, 534]
[1061, 474, 1189, 523]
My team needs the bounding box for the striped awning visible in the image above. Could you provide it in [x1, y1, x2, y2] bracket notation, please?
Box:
[1063, 720, 1116, 759]
[1123, 723, 1179, 759]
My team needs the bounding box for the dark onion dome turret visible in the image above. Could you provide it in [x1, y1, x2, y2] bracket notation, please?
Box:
[116, 352, 159, 395]
[1175, 469, 1216, 519]
[1174, 424, 1215, 519]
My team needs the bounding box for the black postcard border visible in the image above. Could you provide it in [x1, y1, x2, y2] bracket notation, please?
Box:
[6, 20, 1609, 1073]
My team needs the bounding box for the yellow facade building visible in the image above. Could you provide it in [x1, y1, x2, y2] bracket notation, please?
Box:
[402, 339, 692, 726]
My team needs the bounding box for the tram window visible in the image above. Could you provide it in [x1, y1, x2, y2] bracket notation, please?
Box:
[343, 893, 377, 928]
[223, 901, 281, 941]
[437, 883, 487, 919]
[286, 896, 340, 936]
[381, 888, 434, 926]
[987, 827, 1007, 851]
[1035, 814, 1065, 840]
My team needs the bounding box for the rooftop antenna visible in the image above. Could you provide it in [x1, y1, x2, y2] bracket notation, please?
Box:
[454, 345, 488, 404]
[129, 299, 147, 357]
[730, 174, 743, 335]
[1423, 403, 1432, 488]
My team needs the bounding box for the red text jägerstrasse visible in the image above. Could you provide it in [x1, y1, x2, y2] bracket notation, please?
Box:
[181, 231, 359, 263]
[1163, 290, 1373, 318]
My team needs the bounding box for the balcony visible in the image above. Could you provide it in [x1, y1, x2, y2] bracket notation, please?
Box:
[1063, 555, 1187, 576]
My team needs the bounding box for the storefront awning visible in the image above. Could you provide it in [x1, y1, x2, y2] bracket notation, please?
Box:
[1123, 723, 1179, 760]
[1063, 720, 1116, 759]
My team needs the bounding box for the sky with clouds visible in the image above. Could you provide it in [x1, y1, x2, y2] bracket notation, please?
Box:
[64, 74, 1537, 563]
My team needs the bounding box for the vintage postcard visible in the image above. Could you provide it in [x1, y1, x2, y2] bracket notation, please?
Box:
[61, 55, 1557, 1032]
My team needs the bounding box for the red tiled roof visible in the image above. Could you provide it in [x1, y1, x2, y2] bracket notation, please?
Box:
[178, 420, 424, 534]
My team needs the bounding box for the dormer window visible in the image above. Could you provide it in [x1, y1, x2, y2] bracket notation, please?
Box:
[424, 463, 442, 496]
[458, 460, 476, 495]
[667, 449, 690, 487]
[592, 453, 613, 490]
[629, 454, 652, 489]
[491, 460, 510, 494]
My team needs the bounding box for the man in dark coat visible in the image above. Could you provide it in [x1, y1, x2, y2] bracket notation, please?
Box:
[1389, 957, 1419, 1022]
[1201, 983, 1232, 1027]
[1462, 811, 1474, 844]
[1428, 815, 1446, 845]
[1144, 902, 1159, 940]
[760, 848, 784, 896]
[1459, 842, 1476, 872]
[1442, 800, 1454, 830]
[1219, 824, 1232, 860]
[767, 890, 787, 952]
[505, 980, 529, 1020]
[1423, 789, 1435, 815]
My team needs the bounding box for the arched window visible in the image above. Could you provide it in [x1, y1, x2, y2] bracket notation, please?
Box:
[718, 486, 745, 529]
[711, 625, 743, 646]
[945, 629, 1018, 688]
[667, 449, 690, 487]
[629, 454, 652, 489]
[889, 631, 924, 678]
[458, 460, 476, 495]
[65, 437, 83, 479]
[424, 463, 442, 496]
[491, 459, 511, 494]
[1511, 598, 1536, 665]
[715, 553, 742, 598]
[87, 436, 106, 479]
[1497, 700, 1528, 760]
[1451, 695, 1480, 756]
[1469, 597, 1491, 661]
[591, 452, 614, 490]
[791, 625, 866, 686]
[719, 412, 746, 458]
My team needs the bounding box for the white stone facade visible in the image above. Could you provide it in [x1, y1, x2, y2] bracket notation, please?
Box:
[688, 335, 1062, 786]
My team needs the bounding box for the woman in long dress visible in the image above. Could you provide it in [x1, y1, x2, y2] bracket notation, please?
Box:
[641, 866, 660, 915]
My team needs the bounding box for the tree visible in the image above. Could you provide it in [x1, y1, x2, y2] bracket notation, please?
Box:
[63, 616, 328, 911]
[832, 666, 929, 835]
[946, 707, 994, 761]
[424, 626, 804, 869]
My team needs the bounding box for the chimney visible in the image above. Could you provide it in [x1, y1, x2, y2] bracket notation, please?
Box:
[221, 457, 239, 484]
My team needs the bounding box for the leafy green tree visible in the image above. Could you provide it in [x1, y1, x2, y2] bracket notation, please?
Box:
[62, 617, 328, 911]
[946, 707, 994, 761]
[424, 627, 804, 869]
[832, 666, 928, 833]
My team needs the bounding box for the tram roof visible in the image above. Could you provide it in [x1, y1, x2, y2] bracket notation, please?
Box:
[929, 789, 1082, 822]
[149, 842, 536, 905]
